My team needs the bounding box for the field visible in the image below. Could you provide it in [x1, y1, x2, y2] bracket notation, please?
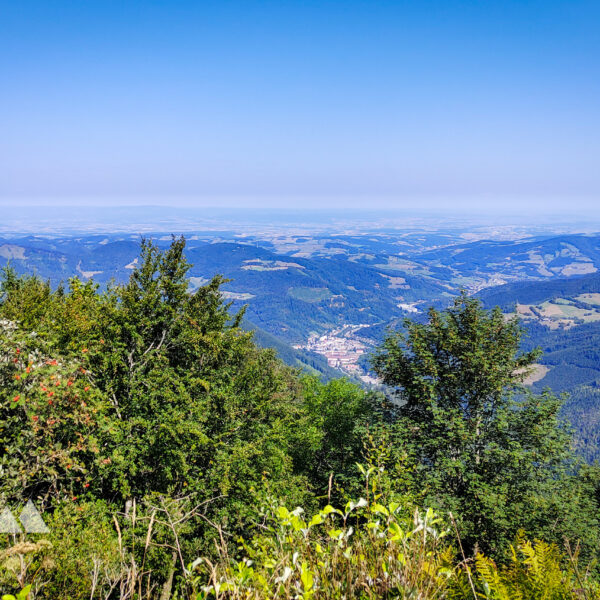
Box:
[577, 293, 600, 306]
[522, 364, 550, 385]
[287, 286, 332, 303]
[514, 299, 600, 329]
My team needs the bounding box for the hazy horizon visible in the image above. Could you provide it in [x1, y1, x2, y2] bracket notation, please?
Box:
[3, 202, 600, 238]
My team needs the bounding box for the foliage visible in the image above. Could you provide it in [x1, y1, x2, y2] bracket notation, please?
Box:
[453, 537, 600, 599]
[185, 469, 600, 600]
[371, 293, 600, 556]
[0, 319, 105, 506]
[294, 376, 375, 496]
[186, 468, 455, 599]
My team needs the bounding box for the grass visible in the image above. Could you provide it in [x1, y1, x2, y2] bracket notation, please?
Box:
[577, 293, 600, 306]
[515, 299, 600, 328]
[287, 287, 332, 303]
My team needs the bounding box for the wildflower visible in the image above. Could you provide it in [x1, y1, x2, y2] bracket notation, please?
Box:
[16, 348, 20, 354]
[84, 482, 90, 488]
[84, 386, 90, 392]
[55, 380, 60, 386]
[13, 395, 20, 402]
[67, 380, 73, 387]
[48, 391, 54, 397]
[25, 367, 30, 373]
[32, 415, 39, 422]
[82, 348, 88, 353]
[15, 374, 21, 380]
[48, 400, 53, 405]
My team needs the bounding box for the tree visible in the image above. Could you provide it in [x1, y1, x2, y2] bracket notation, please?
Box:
[0, 319, 105, 506]
[371, 293, 599, 556]
[295, 376, 374, 497]
[0, 238, 319, 546]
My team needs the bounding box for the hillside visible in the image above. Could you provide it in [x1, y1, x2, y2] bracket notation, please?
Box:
[477, 270, 600, 309]
[416, 234, 600, 292]
[4, 231, 600, 401]
[0, 236, 450, 343]
[243, 318, 345, 380]
[478, 275, 600, 459]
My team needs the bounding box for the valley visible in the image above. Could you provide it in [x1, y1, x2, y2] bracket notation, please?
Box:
[294, 324, 378, 384]
[3, 221, 600, 457]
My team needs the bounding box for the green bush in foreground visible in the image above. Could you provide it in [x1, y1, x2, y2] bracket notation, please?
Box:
[185, 467, 599, 599]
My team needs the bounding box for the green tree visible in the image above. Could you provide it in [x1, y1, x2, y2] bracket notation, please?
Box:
[294, 376, 374, 497]
[372, 293, 599, 556]
[0, 238, 319, 542]
[0, 319, 105, 506]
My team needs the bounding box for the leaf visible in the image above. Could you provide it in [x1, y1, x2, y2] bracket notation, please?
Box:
[370, 502, 389, 516]
[308, 513, 323, 528]
[300, 562, 314, 592]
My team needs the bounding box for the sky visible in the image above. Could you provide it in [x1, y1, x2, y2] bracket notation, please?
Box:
[1, 0, 599, 212]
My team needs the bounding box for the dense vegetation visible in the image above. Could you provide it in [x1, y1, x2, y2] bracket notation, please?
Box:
[2, 238, 600, 598]
[478, 275, 600, 461]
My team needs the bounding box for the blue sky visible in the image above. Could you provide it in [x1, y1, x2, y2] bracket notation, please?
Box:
[1, 0, 599, 211]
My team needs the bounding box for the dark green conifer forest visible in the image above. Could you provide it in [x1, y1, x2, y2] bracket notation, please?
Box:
[2, 238, 600, 598]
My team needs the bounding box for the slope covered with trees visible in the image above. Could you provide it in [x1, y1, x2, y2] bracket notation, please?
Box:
[478, 275, 600, 460]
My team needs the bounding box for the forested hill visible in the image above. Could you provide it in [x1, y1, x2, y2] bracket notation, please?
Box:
[242, 318, 345, 380]
[478, 273, 600, 461]
[477, 271, 600, 309]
